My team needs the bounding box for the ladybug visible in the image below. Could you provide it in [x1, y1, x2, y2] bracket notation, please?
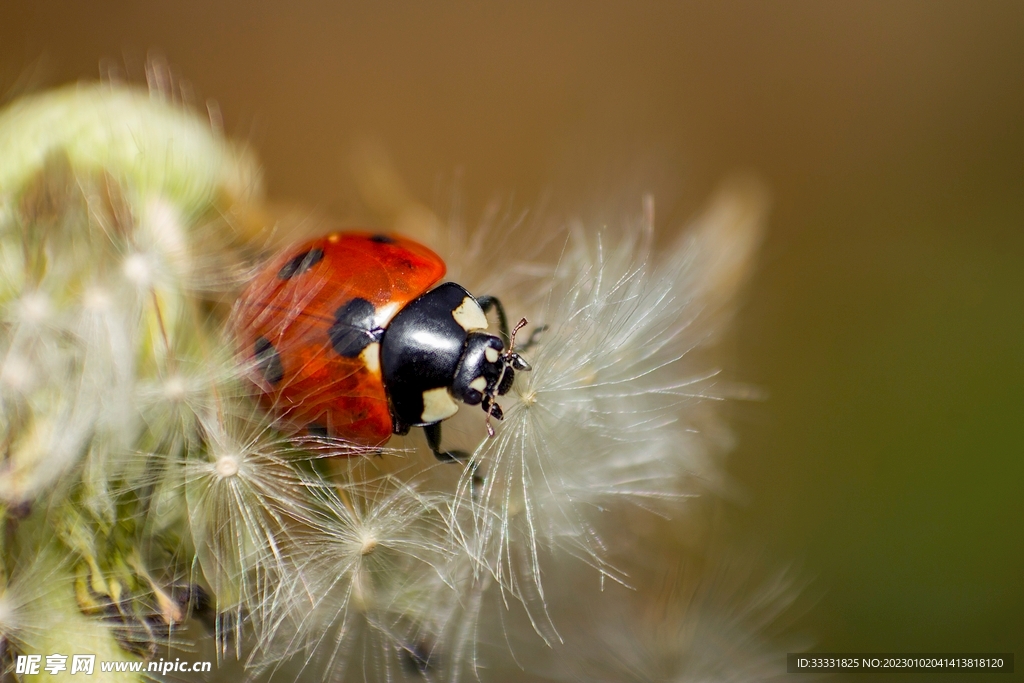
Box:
[232, 232, 531, 461]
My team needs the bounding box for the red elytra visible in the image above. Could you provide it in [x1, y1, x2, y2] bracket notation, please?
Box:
[232, 232, 446, 446]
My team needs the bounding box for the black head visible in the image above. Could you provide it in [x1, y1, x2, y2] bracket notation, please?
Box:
[379, 284, 531, 434]
[450, 320, 531, 424]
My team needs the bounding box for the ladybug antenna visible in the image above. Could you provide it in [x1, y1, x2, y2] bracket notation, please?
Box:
[480, 317, 535, 439]
[482, 391, 501, 439]
[484, 410, 497, 438]
[503, 317, 532, 371]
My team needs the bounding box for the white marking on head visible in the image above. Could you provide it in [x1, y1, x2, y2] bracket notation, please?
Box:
[420, 387, 459, 423]
[469, 376, 487, 392]
[360, 342, 381, 376]
[484, 346, 500, 363]
[452, 297, 488, 331]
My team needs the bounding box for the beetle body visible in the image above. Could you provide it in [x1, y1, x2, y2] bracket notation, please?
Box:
[233, 232, 526, 458]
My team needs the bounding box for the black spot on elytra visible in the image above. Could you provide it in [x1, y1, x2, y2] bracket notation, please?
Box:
[329, 298, 383, 357]
[369, 234, 395, 244]
[254, 336, 284, 384]
[277, 247, 324, 279]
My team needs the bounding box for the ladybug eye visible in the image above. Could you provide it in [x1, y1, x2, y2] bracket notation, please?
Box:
[277, 247, 325, 279]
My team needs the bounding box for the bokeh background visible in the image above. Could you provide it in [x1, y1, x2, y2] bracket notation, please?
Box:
[3, 2, 1022, 679]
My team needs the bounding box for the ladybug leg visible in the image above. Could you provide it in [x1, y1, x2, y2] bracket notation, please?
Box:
[479, 296, 544, 352]
[476, 295, 510, 342]
[423, 422, 470, 463]
[424, 422, 485, 499]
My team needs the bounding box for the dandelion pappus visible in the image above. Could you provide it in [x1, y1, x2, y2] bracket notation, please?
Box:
[232, 232, 532, 461]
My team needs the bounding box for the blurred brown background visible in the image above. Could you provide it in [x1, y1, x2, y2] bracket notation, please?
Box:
[3, 1, 1022, 678]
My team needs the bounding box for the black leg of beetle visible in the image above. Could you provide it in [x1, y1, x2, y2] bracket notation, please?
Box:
[424, 424, 484, 501]
[476, 295, 510, 342]
[423, 422, 470, 463]
[425, 423, 485, 499]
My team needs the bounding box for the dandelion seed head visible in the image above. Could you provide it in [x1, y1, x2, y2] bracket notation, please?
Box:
[255, 478, 462, 678]
[0, 353, 35, 393]
[160, 373, 188, 402]
[439, 183, 768, 640]
[0, 79, 785, 681]
[0, 82, 283, 667]
[518, 386, 538, 406]
[182, 412, 319, 653]
[136, 359, 229, 439]
[140, 195, 189, 268]
[14, 291, 51, 325]
[121, 251, 153, 288]
[215, 451, 242, 478]
[359, 532, 379, 556]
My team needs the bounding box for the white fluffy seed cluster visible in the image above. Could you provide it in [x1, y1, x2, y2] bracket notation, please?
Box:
[0, 82, 275, 675]
[0, 83, 792, 683]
